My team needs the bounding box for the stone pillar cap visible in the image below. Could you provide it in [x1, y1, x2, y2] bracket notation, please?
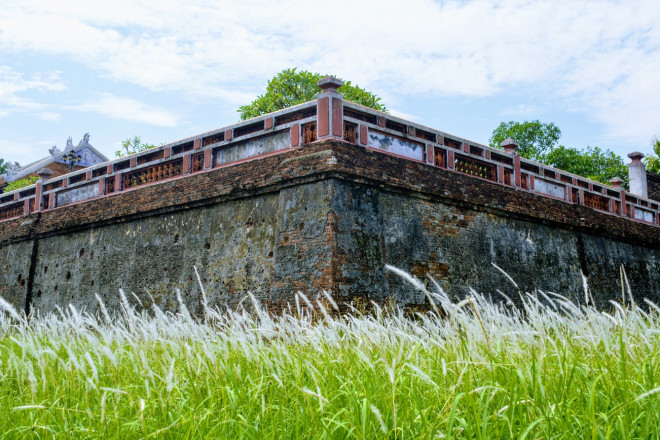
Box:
[609, 177, 624, 187]
[37, 167, 54, 179]
[500, 138, 519, 153]
[627, 151, 644, 163]
[317, 76, 343, 92]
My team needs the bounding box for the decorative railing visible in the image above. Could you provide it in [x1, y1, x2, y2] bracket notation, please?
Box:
[454, 154, 497, 182]
[124, 159, 183, 189]
[340, 100, 659, 226]
[0, 202, 24, 221]
[0, 93, 658, 229]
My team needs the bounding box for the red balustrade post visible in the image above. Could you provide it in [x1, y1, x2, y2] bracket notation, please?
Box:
[359, 125, 368, 146]
[426, 145, 434, 165]
[621, 192, 627, 216]
[316, 76, 344, 141]
[501, 139, 520, 188]
[114, 174, 122, 192]
[291, 124, 300, 147]
[610, 177, 624, 216]
[35, 180, 42, 211]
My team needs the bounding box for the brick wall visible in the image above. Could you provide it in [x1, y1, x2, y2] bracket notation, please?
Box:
[1, 139, 659, 314]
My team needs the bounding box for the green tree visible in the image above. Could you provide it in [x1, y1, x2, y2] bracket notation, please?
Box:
[238, 68, 387, 120]
[546, 146, 628, 188]
[643, 138, 660, 175]
[0, 159, 6, 175]
[115, 136, 157, 158]
[3, 176, 39, 193]
[490, 120, 628, 187]
[489, 120, 561, 162]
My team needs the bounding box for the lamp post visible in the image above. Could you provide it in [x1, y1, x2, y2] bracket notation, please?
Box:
[62, 150, 82, 172]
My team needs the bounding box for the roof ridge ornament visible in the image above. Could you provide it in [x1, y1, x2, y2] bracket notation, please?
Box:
[49, 133, 92, 159]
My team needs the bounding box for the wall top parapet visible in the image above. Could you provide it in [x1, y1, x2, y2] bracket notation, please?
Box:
[1, 92, 658, 229]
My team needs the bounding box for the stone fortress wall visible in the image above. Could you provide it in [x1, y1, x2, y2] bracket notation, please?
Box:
[1, 78, 659, 314]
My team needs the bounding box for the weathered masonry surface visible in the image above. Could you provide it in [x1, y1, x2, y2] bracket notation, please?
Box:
[1, 80, 659, 313]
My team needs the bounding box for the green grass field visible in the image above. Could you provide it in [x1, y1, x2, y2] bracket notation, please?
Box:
[1, 268, 660, 439]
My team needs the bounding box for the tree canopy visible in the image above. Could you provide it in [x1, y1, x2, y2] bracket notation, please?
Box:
[2, 176, 39, 194]
[489, 120, 561, 162]
[238, 68, 387, 120]
[644, 138, 660, 175]
[0, 159, 6, 175]
[115, 136, 157, 157]
[546, 146, 628, 188]
[490, 120, 628, 187]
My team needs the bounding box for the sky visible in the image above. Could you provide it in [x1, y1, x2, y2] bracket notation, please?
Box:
[1, 0, 660, 167]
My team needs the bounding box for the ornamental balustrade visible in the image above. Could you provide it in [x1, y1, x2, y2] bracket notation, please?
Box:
[1, 92, 658, 228]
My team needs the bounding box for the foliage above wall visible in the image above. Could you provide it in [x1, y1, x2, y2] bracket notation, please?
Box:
[115, 136, 157, 158]
[644, 138, 660, 175]
[490, 120, 628, 188]
[2, 175, 39, 193]
[238, 68, 387, 120]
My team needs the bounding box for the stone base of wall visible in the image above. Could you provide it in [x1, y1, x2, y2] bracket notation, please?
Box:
[1, 140, 659, 314]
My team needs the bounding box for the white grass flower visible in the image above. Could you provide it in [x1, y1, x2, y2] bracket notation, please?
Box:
[0, 296, 22, 322]
[12, 405, 46, 410]
[405, 362, 437, 387]
[636, 387, 660, 401]
[166, 359, 175, 396]
[370, 404, 388, 433]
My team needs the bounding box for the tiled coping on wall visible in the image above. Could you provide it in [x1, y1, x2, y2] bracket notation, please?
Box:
[1, 95, 658, 228]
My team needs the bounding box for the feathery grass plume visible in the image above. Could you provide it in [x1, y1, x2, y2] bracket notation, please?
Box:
[0, 296, 23, 322]
[636, 387, 660, 401]
[466, 296, 491, 350]
[581, 270, 590, 305]
[95, 294, 112, 324]
[0, 270, 659, 438]
[321, 290, 339, 311]
[491, 262, 520, 291]
[193, 266, 209, 317]
[176, 288, 193, 322]
[620, 264, 635, 306]
[385, 264, 441, 315]
[370, 403, 388, 434]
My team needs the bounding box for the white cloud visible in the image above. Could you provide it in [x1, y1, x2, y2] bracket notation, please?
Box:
[1, 0, 660, 145]
[0, 138, 50, 165]
[0, 66, 65, 115]
[33, 112, 62, 121]
[73, 93, 181, 127]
